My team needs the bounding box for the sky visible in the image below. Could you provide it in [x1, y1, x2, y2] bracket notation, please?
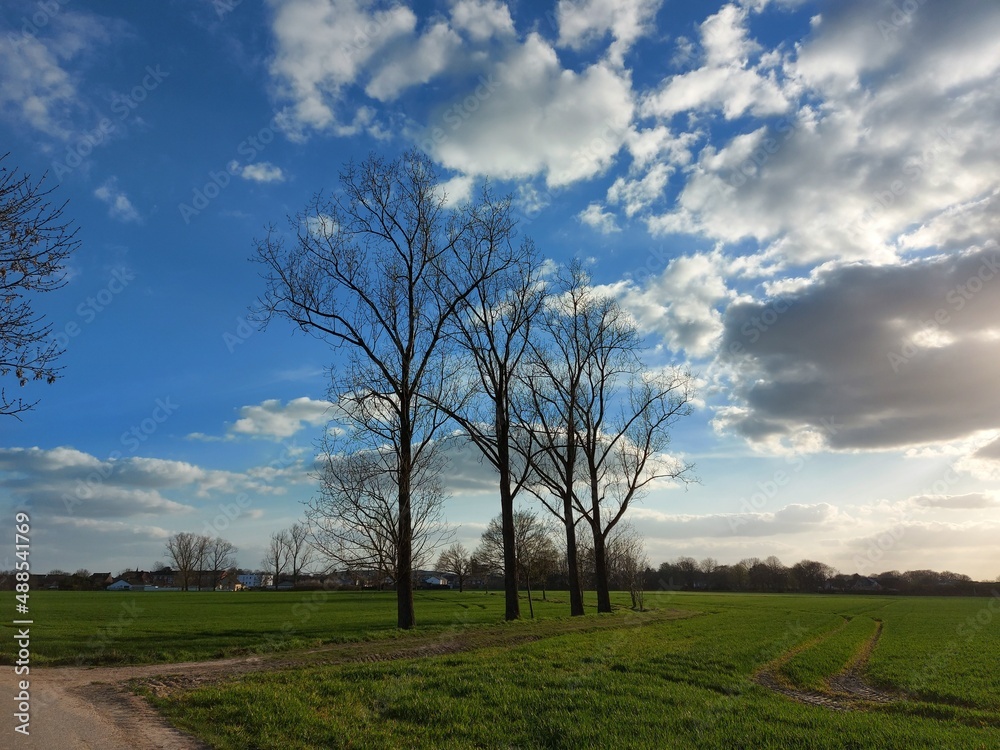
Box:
[1, 0, 999, 581]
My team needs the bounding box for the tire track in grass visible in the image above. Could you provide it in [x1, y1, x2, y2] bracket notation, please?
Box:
[755, 614, 899, 711]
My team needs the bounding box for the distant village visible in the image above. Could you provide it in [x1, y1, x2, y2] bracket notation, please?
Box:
[1, 561, 996, 598]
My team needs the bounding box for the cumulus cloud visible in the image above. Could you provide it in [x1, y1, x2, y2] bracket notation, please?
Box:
[430, 34, 634, 187]
[0, 10, 118, 139]
[578, 202, 620, 234]
[909, 493, 999, 510]
[229, 397, 334, 439]
[94, 178, 140, 222]
[450, 0, 515, 41]
[268, 0, 416, 137]
[230, 161, 286, 183]
[646, 0, 1000, 268]
[715, 244, 1000, 452]
[613, 250, 734, 358]
[556, 0, 662, 67]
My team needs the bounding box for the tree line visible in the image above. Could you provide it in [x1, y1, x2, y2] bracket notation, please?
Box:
[254, 150, 695, 627]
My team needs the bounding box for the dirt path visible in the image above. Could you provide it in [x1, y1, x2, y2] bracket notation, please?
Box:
[753, 617, 899, 712]
[3, 608, 694, 749]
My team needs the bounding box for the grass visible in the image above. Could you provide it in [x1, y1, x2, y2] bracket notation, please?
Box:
[6, 590, 1000, 747]
[0, 588, 622, 666]
[146, 592, 1000, 749]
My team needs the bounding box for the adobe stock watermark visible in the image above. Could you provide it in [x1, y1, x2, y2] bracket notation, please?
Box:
[848, 127, 955, 241]
[851, 465, 960, 572]
[178, 126, 275, 223]
[876, 0, 928, 41]
[417, 75, 501, 157]
[6, 0, 70, 49]
[52, 65, 170, 180]
[723, 117, 797, 190]
[61, 396, 180, 514]
[223, 316, 255, 353]
[887, 250, 1000, 373]
[43, 267, 136, 358]
[727, 417, 841, 532]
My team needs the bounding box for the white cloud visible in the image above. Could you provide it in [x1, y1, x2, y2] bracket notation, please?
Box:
[578, 202, 620, 234]
[365, 21, 463, 102]
[450, 0, 515, 42]
[430, 34, 634, 187]
[268, 0, 416, 137]
[229, 397, 334, 439]
[0, 11, 117, 139]
[646, 0, 1000, 269]
[94, 178, 140, 222]
[614, 250, 734, 358]
[556, 0, 663, 67]
[607, 161, 671, 217]
[437, 174, 475, 207]
[229, 161, 286, 183]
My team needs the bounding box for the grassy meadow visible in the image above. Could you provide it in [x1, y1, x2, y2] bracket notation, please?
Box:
[4, 590, 1000, 748]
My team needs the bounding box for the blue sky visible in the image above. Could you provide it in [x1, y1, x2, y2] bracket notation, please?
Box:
[2, 0, 999, 580]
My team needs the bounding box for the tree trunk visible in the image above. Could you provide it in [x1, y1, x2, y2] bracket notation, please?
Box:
[563, 495, 584, 616]
[397, 433, 415, 630]
[592, 524, 613, 614]
[525, 572, 534, 619]
[497, 409, 521, 621]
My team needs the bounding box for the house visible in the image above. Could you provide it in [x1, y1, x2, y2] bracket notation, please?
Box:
[107, 579, 133, 591]
[237, 573, 272, 589]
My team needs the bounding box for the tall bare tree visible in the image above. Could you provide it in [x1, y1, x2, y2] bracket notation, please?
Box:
[254, 151, 515, 629]
[306, 436, 452, 587]
[262, 530, 291, 589]
[435, 542, 473, 593]
[205, 537, 238, 590]
[0, 155, 79, 417]
[526, 264, 695, 613]
[520, 266, 594, 617]
[435, 197, 546, 621]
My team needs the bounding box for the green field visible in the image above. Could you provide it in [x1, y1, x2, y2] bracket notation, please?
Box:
[4, 590, 1000, 748]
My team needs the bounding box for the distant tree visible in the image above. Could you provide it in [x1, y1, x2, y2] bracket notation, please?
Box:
[262, 530, 291, 589]
[165, 532, 209, 591]
[0, 154, 80, 418]
[790, 560, 834, 592]
[205, 537, 238, 590]
[73, 568, 90, 579]
[286, 522, 314, 583]
[606, 523, 648, 610]
[436, 543, 473, 593]
[308, 438, 453, 587]
[476, 509, 558, 617]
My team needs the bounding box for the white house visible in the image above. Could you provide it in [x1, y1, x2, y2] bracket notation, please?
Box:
[107, 579, 132, 591]
[237, 573, 273, 589]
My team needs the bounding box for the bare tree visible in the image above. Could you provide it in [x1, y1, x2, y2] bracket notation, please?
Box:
[286, 522, 314, 583]
[475, 508, 559, 618]
[520, 267, 592, 617]
[306, 436, 453, 587]
[262, 530, 291, 589]
[605, 523, 648, 610]
[435, 199, 546, 621]
[435, 543, 473, 593]
[254, 151, 514, 629]
[205, 537, 238, 590]
[165, 532, 207, 591]
[527, 263, 694, 613]
[0, 155, 80, 417]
